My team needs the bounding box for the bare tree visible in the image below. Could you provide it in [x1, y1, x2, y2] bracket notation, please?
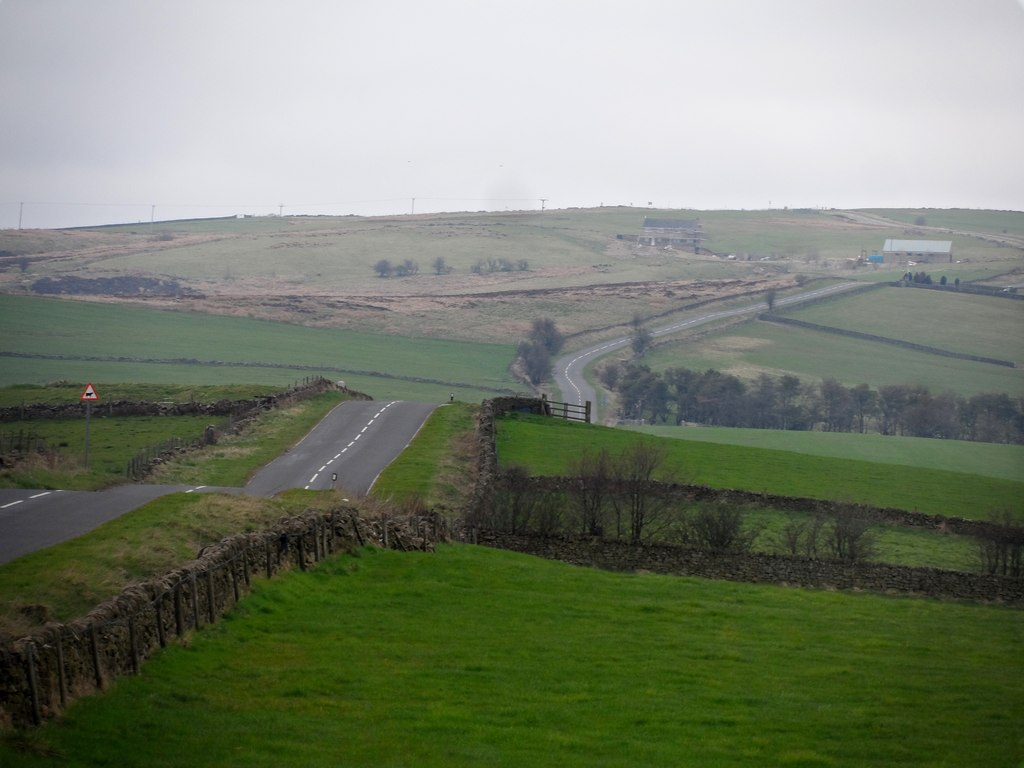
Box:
[610, 440, 670, 543]
[976, 511, 1024, 578]
[825, 506, 877, 562]
[684, 502, 761, 553]
[567, 447, 612, 535]
[432, 256, 452, 275]
[373, 258, 393, 278]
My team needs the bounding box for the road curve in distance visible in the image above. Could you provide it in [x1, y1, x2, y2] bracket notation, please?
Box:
[553, 281, 863, 420]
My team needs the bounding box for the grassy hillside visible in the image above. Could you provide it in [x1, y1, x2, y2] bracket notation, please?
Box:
[2, 546, 1020, 767]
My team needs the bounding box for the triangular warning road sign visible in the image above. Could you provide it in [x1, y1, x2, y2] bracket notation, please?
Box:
[81, 383, 99, 402]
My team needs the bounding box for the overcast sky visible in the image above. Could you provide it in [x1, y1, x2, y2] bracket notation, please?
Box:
[1, 0, 1022, 229]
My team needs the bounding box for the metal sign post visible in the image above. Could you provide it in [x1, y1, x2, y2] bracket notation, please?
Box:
[81, 384, 99, 468]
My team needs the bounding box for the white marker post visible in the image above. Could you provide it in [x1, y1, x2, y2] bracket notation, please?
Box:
[81, 383, 99, 468]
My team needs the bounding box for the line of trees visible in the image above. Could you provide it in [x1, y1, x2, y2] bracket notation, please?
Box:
[601, 361, 1024, 444]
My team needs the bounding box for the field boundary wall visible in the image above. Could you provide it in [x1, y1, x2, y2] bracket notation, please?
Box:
[469, 529, 1024, 607]
[468, 398, 1023, 606]
[762, 315, 1015, 368]
[0, 376, 368, 424]
[0, 508, 451, 731]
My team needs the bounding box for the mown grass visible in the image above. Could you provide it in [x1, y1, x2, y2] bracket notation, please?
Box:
[2, 546, 1021, 767]
[371, 401, 478, 507]
[496, 414, 1024, 522]
[634, 424, 1024, 482]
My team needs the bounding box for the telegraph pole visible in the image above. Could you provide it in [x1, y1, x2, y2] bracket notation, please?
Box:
[18, 202, 24, 229]
[411, 197, 416, 215]
[539, 198, 547, 212]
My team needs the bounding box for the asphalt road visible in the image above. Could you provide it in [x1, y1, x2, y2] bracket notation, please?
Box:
[0, 400, 438, 564]
[553, 281, 863, 420]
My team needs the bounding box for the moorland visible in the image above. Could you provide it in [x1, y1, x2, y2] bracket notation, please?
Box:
[0, 207, 1022, 765]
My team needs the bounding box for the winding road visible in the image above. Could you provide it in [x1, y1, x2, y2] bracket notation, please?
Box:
[0, 400, 438, 564]
[553, 282, 863, 420]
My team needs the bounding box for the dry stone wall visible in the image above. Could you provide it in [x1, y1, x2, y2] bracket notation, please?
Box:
[474, 530, 1024, 606]
[469, 397, 1024, 606]
[0, 508, 451, 731]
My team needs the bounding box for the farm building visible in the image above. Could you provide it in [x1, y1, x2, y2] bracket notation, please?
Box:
[882, 239, 953, 264]
[637, 217, 704, 251]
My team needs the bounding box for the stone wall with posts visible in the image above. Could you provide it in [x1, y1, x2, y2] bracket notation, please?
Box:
[0, 508, 451, 731]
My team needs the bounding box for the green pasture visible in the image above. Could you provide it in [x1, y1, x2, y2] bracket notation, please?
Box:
[634, 424, 1024, 483]
[643, 316, 1024, 397]
[0, 294, 519, 399]
[3, 546, 1020, 767]
[778, 285, 1024, 363]
[496, 415, 1024, 522]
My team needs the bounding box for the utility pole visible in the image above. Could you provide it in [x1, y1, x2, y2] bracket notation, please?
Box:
[18, 202, 24, 229]
[539, 198, 547, 212]
[150, 205, 155, 224]
[411, 197, 415, 215]
[278, 204, 284, 217]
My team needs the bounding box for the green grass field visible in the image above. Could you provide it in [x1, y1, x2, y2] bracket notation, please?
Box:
[778, 286, 1024, 363]
[2, 546, 1020, 767]
[0, 294, 520, 400]
[633, 424, 1024, 482]
[643, 316, 1024, 397]
[496, 415, 1024, 522]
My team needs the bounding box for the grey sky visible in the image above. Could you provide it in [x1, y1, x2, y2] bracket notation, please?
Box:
[1, 0, 1022, 229]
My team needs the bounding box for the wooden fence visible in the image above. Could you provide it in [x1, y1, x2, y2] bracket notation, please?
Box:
[541, 396, 591, 423]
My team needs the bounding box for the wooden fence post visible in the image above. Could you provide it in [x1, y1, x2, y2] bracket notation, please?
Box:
[128, 615, 140, 675]
[155, 597, 166, 648]
[55, 631, 68, 708]
[173, 582, 184, 637]
[89, 625, 104, 690]
[205, 569, 216, 624]
[230, 556, 240, 603]
[191, 573, 200, 629]
[25, 641, 42, 726]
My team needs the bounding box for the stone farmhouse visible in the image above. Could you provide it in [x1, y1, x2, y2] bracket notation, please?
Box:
[637, 217, 704, 252]
[882, 238, 953, 264]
